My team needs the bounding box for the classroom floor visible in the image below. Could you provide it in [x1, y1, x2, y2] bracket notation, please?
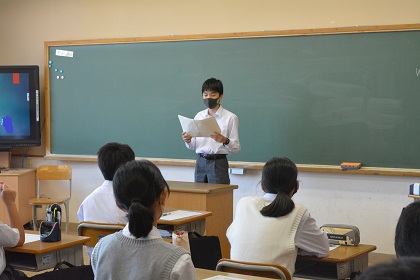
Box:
[23, 223, 396, 277]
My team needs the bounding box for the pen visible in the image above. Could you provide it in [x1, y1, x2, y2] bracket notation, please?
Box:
[162, 212, 171, 216]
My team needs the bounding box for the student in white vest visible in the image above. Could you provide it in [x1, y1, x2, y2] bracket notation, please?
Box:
[91, 160, 196, 280]
[226, 157, 329, 276]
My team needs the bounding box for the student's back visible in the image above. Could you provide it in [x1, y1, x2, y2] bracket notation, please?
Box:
[77, 142, 135, 256]
[226, 157, 329, 275]
[91, 160, 196, 280]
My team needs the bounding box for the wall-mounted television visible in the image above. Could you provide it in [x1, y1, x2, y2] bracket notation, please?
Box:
[0, 66, 41, 151]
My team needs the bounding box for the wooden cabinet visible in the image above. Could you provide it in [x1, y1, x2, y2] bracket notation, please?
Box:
[166, 181, 238, 258]
[0, 169, 36, 225]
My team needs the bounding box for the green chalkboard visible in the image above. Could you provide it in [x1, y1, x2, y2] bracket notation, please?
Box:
[47, 28, 420, 168]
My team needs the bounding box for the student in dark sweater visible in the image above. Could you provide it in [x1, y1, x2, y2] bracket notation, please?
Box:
[91, 160, 196, 280]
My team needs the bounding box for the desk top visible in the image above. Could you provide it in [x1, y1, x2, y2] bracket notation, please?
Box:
[168, 181, 238, 194]
[5, 231, 90, 255]
[0, 168, 36, 176]
[158, 209, 211, 226]
[298, 244, 377, 263]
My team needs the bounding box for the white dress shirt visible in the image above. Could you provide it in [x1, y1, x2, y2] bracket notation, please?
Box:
[0, 221, 20, 274]
[77, 180, 128, 256]
[186, 105, 240, 155]
[121, 225, 196, 280]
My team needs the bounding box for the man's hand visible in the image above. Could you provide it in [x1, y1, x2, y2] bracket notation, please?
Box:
[182, 132, 192, 143]
[210, 132, 227, 143]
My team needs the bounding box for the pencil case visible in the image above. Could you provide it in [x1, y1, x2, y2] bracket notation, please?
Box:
[320, 224, 360, 246]
[40, 221, 61, 242]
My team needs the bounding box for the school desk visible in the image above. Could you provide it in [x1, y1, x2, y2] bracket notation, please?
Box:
[408, 194, 420, 201]
[5, 231, 90, 272]
[165, 181, 238, 258]
[0, 169, 36, 225]
[158, 209, 212, 235]
[295, 244, 377, 280]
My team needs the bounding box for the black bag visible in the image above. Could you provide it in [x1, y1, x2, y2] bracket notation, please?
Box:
[188, 232, 222, 270]
[22, 262, 93, 280]
[1, 265, 26, 280]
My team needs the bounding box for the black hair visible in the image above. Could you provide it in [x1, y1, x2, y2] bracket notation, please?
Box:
[97, 142, 135, 180]
[202, 78, 224, 95]
[113, 160, 169, 238]
[260, 157, 298, 218]
[356, 257, 420, 280]
[395, 201, 420, 257]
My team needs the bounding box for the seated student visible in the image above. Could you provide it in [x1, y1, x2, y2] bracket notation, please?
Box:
[226, 157, 329, 276]
[0, 183, 26, 280]
[395, 201, 420, 257]
[91, 160, 196, 280]
[356, 257, 420, 280]
[77, 142, 135, 256]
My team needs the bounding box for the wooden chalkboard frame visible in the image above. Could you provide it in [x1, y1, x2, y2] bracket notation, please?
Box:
[44, 24, 420, 176]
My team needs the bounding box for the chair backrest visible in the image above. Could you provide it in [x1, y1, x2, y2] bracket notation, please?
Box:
[77, 222, 125, 248]
[216, 258, 292, 280]
[36, 165, 72, 198]
[37, 165, 72, 180]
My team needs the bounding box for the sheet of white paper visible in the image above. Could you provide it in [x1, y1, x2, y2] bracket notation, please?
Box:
[160, 210, 203, 221]
[329, 244, 340, 251]
[25, 233, 40, 244]
[178, 115, 221, 137]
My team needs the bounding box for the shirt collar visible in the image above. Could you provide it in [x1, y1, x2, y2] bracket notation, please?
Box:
[263, 192, 277, 203]
[205, 105, 224, 118]
[122, 224, 162, 240]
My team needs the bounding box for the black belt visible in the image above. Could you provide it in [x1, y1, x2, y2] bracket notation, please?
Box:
[198, 153, 227, 160]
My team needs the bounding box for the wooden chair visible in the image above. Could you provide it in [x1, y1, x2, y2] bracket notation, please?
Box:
[77, 222, 125, 248]
[216, 258, 292, 280]
[29, 165, 72, 233]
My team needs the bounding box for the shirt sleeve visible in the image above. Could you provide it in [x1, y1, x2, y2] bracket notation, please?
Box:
[0, 222, 20, 247]
[295, 210, 329, 257]
[170, 254, 196, 280]
[224, 114, 240, 153]
[77, 204, 84, 222]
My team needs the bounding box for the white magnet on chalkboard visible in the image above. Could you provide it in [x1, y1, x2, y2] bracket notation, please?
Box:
[56, 76, 60, 79]
[60, 76, 64, 79]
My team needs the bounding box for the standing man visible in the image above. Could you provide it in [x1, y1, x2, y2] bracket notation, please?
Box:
[182, 78, 240, 184]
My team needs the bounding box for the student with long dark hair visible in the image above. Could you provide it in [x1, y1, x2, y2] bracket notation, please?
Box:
[226, 157, 329, 275]
[356, 257, 420, 280]
[91, 160, 195, 280]
[395, 201, 420, 257]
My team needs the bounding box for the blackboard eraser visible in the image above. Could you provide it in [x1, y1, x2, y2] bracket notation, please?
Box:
[341, 162, 362, 170]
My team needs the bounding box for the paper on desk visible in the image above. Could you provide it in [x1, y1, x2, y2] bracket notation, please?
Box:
[160, 210, 203, 221]
[329, 244, 340, 251]
[25, 233, 40, 244]
[178, 115, 221, 137]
